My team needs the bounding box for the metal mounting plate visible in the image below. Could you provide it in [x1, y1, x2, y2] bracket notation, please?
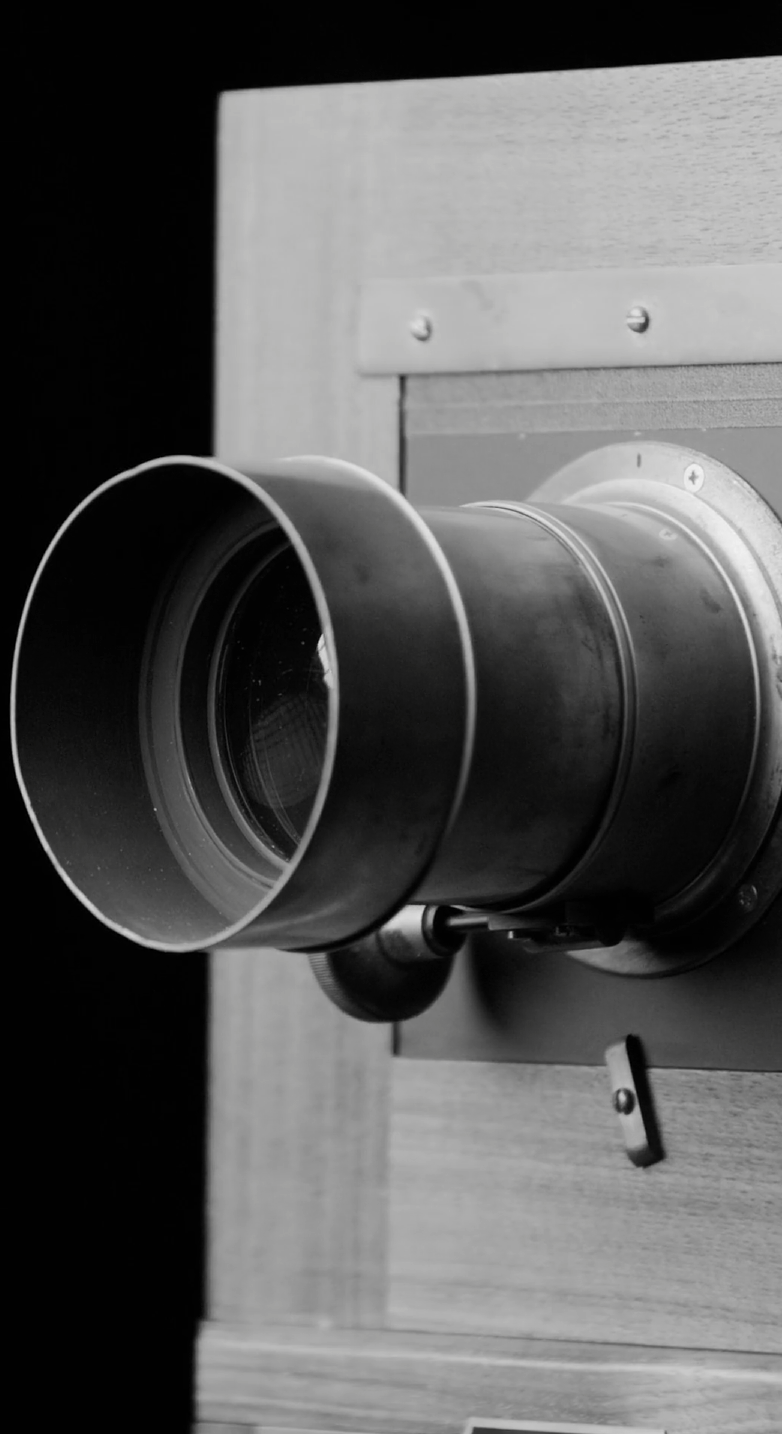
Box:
[525, 441, 782, 975]
[358, 264, 782, 374]
[400, 425, 781, 1064]
[465, 1424, 665, 1434]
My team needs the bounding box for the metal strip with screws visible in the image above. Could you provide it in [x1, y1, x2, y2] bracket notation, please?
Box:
[357, 264, 782, 374]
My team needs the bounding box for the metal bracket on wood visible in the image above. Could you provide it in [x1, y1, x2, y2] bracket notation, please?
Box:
[358, 263, 782, 374]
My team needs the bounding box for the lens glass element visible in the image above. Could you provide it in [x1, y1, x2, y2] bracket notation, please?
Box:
[215, 546, 332, 860]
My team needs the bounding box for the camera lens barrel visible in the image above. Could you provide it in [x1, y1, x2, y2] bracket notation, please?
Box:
[12, 449, 779, 959]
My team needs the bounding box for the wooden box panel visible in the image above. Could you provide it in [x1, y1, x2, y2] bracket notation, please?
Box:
[208, 948, 390, 1326]
[196, 1325, 782, 1432]
[388, 1061, 782, 1352]
[201, 57, 782, 1431]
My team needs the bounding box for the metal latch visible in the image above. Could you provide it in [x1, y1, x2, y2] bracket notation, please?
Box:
[605, 1036, 664, 1168]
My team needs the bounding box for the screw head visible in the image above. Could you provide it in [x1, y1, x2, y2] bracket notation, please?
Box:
[683, 463, 705, 492]
[613, 1088, 636, 1115]
[737, 883, 758, 913]
[410, 312, 433, 342]
[626, 305, 650, 334]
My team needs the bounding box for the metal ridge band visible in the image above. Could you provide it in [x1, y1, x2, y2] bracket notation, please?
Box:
[358, 265, 782, 374]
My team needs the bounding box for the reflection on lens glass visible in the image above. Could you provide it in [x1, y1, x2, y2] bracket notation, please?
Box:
[216, 547, 332, 859]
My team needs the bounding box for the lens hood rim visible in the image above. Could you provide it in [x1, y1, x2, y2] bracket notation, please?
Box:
[12, 453, 476, 954]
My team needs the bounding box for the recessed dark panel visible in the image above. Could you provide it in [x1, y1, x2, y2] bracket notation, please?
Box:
[399, 897, 781, 1070]
[405, 427, 781, 511]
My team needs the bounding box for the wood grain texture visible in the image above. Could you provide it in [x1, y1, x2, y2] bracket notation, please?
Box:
[359, 59, 782, 278]
[208, 949, 390, 1325]
[197, 1323, 782, 1432]
[389, 1061, 782, 1353]
[216, 84, 399, 478]
[212, 79, 401, 1327]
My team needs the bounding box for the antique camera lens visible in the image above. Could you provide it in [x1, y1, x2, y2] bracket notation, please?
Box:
[13, 451, 780, 965]
[213, 547, 332, 861]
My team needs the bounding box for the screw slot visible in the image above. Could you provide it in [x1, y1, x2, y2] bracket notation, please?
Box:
[626, 306, 650, 334]
[683, 463, 705, 492]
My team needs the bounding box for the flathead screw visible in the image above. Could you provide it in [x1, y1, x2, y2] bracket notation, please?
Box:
[683, 463, 705, 492]
[410, 312, 433, 342]
[626, 306, 650, 334]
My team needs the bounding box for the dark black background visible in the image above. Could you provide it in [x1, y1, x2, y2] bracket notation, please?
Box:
[11, 22, 781, 1431]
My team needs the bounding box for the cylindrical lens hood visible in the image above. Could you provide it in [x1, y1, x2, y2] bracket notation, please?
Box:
[12, 455, 475, 952]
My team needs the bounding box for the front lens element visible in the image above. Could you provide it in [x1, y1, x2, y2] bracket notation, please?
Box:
[215, 546, 332, 859]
